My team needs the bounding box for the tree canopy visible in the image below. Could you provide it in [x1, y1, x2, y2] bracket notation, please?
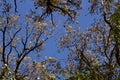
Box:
[0, 0, 120, 80]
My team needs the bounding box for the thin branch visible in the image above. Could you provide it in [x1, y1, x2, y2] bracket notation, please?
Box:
[50, 13, 56, 27]
[103, 12, 113, 28]
[13, 45, 20, 57]
[35, 31, 44, 45]
[109, 46, 115, 63]
[5, 28, 21, 47]
[6, 46, 12, 64]
[75, 44, 91, 67]
[14, 0, 17, 12]
[2, 27, 7, 64]
[14, 37, 48, 75]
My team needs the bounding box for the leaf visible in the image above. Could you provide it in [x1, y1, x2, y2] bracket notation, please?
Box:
[49, 74, 56, 79]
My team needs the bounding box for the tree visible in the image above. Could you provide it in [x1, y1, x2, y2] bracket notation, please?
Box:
[88, 0, 120, 66]
[0, 2, 50, 79]
[0, 0, 81, 79]
[58, 0, 120, 80]
[59, 24, 120, 80]
[0, 0, 120, 80]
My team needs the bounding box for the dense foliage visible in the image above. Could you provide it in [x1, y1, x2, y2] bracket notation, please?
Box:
[0, 0, 120, 80]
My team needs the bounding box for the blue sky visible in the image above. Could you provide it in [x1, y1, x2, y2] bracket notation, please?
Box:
[14, 0, 100, 62]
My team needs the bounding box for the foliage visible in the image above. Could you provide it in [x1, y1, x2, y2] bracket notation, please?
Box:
[34, 0, 81, 22]
[0, 0, 120, 80]
[59, 25, 120, 80]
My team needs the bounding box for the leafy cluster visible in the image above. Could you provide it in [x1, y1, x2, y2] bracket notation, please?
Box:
[34, 0, 81, 22]
[0, 0, 120, 80]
